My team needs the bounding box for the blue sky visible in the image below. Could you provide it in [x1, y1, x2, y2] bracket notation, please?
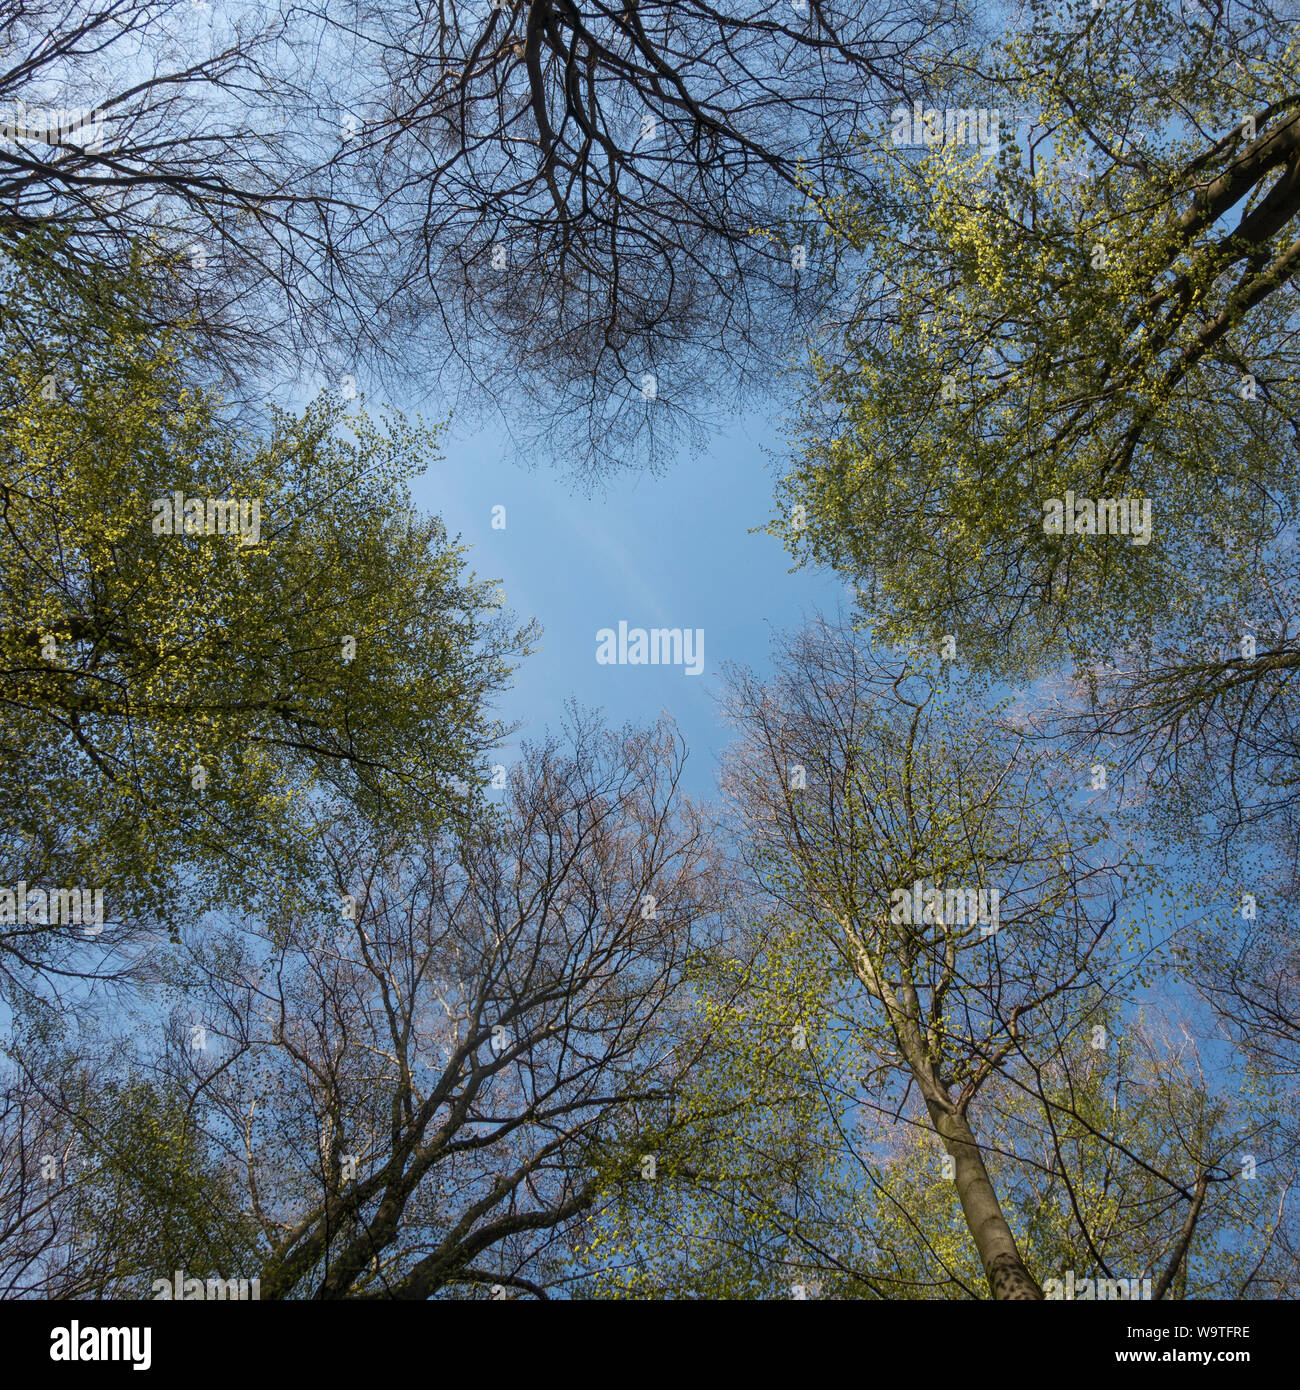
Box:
[408, 407, 844, 799]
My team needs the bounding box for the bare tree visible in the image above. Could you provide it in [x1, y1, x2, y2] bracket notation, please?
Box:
[1186, 895, 1300, 1101]
[254, 0, 979, 471]
[0, 0, 360, 386]
[1042, 548, 1300, 885]
[91, 710, 728, 1299]
[1, 2, 979, 463]
[0, 1058, 75, 1297]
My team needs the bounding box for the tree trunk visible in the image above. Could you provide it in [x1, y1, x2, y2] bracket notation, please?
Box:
[927, 1101, 1044, 1301]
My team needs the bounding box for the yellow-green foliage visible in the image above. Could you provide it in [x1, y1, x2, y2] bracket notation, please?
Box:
[0, 234, 534, 932]
[581, 913, 880, 1299]
[58, 1073, 262, 1297]
[772, 0, 1300, 676]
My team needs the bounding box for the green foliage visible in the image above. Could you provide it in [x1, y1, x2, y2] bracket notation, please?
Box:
[581, 913, 880, 1299]
[773, 0, 1300, 675]
[0, 233, 535, 955]
[58, 1072, 262, 1297]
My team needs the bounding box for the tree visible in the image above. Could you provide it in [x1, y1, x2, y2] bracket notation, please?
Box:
[582, 902, 875, 1300]
[65, 710, 727, 1299]
[1, 2, 985, 467]
[0, 1053, 75, 1296]
[0, 1047, 261, 1300]
[584, 697, 1295, 1301]
[0, 0, 350, 383]
[214, 0, 983, 471]
[774, 0, 1299, 674]
[1014, 534, 1300, 891]
[0, 240, 532, 1002]
[716, 620, 1150, 1299]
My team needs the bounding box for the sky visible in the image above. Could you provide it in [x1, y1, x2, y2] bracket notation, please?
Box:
[404, 404, 845, 800]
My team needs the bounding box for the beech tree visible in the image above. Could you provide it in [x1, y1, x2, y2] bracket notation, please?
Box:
[0, 0, 346, 381]
[587, 986, 1299, 1300]
[0, 1052, 259, 1300]
[714, 621, 1146, 1299]
[1, 2, 982, 464]
[43, 712, 727, 1299]
[282, 0, 979, 473]
[1010, 528, 1300, 893]
[583, 624, 1294, 1302]
[0, 241, 531, 1002]
[774, 0, 1299, 672]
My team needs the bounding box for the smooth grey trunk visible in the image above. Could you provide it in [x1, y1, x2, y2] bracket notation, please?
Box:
[927, 1100, 1043, 1300]
[843, 922, 1044, 1301]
